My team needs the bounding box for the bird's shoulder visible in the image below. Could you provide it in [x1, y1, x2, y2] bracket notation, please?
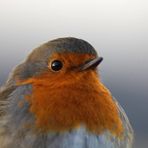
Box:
[0, 85, 16, 115]
[112, 97, 134, 147]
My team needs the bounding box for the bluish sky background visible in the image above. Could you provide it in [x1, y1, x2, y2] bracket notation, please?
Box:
[0, 0, 148, 147]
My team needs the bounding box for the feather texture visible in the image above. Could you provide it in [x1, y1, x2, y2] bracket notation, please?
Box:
[0, 85, 133, 148]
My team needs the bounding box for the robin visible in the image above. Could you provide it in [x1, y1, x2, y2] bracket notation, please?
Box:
[0, 37, 133, 148]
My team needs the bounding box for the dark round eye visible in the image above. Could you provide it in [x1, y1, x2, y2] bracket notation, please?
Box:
[51, 60, 63, 71]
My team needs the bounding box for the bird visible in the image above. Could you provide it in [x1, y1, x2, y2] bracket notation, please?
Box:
[0, 37, 133, 148]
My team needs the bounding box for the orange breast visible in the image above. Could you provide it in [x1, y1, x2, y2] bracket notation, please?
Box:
[17, 70, 123, 137]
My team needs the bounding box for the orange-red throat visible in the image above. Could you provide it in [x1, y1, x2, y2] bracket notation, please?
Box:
[17, 53, 123, 137]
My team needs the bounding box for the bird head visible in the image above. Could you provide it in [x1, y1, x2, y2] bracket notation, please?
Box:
[13, 37, 123, 136]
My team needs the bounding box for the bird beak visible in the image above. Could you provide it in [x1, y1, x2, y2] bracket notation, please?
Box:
[79, 57, 103, 71]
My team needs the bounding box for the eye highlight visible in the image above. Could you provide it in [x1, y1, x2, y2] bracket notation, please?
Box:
[51, 60, 63, 71]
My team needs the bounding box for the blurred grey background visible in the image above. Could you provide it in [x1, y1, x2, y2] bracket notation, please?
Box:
[0, 0, 147, 147]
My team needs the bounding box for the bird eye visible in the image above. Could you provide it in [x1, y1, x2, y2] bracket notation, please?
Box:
[51, 60, 63, 71]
